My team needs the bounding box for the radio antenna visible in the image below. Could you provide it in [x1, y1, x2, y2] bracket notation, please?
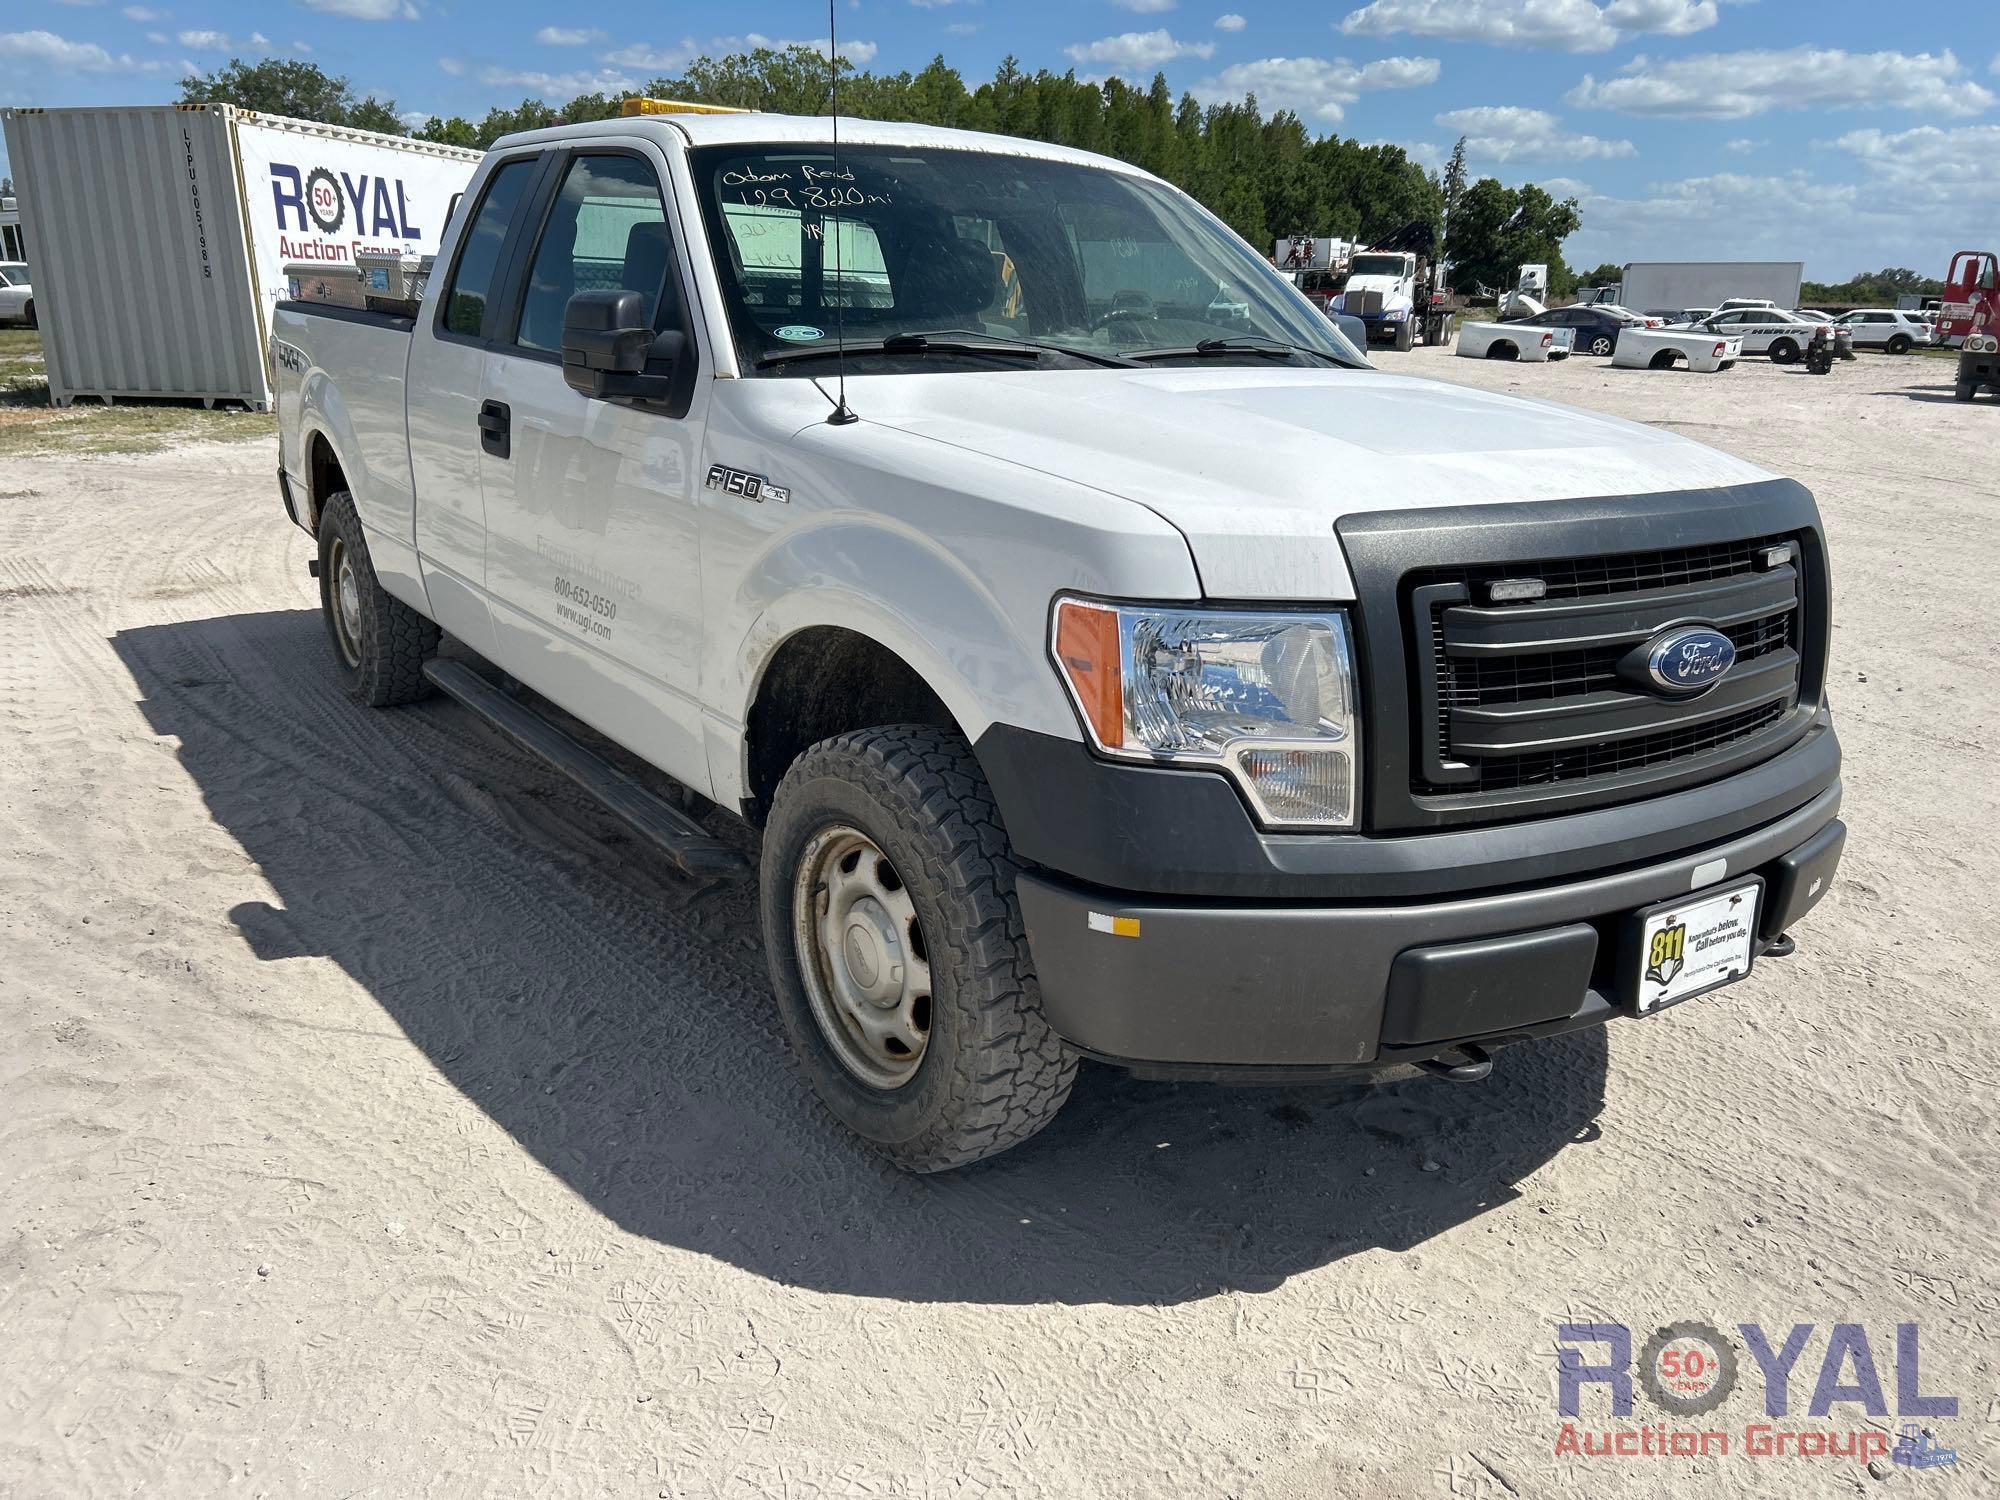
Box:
[824, 0, 858, 425]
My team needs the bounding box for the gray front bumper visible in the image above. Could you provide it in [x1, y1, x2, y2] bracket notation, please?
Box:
[1017, 785, 1843, 1073]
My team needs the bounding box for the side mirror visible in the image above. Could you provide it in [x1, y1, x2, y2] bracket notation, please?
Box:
[561, 290, 687, 409]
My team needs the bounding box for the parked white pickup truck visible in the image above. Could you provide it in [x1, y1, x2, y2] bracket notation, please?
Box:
[273, 111, 1845, 1170]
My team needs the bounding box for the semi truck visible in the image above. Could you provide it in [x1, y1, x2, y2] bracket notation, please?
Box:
[270, 108, 1845, 1171]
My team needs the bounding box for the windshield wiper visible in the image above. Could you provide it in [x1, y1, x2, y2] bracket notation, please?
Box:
[757, 330, 1139, 370]
[1125, 336, 1352, 367]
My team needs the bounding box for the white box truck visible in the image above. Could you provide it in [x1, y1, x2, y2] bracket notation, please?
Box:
[0, 103, 480, 409]
[1601, 262, 1805, 317]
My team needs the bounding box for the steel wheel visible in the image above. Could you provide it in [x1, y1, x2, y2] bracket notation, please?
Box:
[327, 534, 364, 669]
[794, 824, 933, 1090]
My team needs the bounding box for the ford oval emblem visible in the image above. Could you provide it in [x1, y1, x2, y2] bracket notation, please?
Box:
[1646, 626, 1735, 695]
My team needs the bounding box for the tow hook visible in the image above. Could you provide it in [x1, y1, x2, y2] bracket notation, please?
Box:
[307, 558, 321, 577]
[1765, 932, 1796, 958]
[1415, 1043, 1493, 1083]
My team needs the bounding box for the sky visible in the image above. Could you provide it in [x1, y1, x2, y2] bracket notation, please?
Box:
[4, 0, 1998, 280]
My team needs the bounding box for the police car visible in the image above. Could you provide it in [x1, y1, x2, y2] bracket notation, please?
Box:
[1685, 307, 1848, 364]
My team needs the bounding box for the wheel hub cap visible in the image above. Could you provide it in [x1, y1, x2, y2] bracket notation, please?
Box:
[328, 537, 363, 668]
[794, 826, 933, 1090]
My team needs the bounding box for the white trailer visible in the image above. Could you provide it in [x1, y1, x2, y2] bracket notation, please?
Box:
[1614, 261, 1803, 317]
[0, 104, 480, 409]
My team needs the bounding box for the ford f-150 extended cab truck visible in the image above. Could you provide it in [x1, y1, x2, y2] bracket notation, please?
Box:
[272, 111, 1845, 1171]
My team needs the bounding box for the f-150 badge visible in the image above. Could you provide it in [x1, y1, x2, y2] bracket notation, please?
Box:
[705, 464, 790, 504]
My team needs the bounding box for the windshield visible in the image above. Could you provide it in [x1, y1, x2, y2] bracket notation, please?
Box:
[0, 268, 14, 287]
[1347, 254, 1407, 278]
[689, 143, 1365, 372]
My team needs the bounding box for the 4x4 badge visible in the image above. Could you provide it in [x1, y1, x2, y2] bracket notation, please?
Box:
[705, 464, 790, 504]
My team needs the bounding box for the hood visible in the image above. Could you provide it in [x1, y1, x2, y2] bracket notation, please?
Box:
[844, 366, 1773, 598]
[1344, 273, 1411, 294]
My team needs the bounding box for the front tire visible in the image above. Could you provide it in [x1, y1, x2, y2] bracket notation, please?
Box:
[1955, 377, 1976, 402]
[1394, 318, 1414, 352]
[761, 726, 1077, 1172]
[316, 490, 439, 706]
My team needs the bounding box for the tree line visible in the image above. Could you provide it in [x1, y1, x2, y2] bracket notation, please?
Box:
[176, 48, 1586, 292]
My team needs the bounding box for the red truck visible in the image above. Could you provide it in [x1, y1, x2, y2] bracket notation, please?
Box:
[1938, 250, 1998, 344]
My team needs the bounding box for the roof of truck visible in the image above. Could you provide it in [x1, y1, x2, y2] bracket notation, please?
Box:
[494, 111, 1156, 180]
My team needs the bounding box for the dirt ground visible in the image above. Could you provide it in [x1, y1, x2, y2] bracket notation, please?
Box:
[1, 346, 1995, 1498]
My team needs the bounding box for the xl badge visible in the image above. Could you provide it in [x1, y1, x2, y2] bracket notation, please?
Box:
[705, 464, 790, 504]
[1642, 625, 1735, 696]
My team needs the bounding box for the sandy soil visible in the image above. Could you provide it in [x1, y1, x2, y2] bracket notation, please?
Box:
[1, 348, 1995, 1498]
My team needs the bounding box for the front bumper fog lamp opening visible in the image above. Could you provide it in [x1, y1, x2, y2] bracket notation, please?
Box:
[1230, 744, 1354, 826]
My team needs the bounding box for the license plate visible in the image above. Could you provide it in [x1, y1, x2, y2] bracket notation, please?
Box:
[1632, 878, 1761, 1013]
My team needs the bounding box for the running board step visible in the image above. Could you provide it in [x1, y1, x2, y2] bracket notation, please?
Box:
[423, 659, 749, 883]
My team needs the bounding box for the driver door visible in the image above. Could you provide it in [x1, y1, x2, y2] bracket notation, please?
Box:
[477, 142, 714, 794]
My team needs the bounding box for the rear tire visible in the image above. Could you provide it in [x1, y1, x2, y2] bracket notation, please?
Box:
[1887, 334, 1912, 356]
[1770, 338, 1799, 364]
[316, 490, 439, 707]
[761, 725, 1077, 1172]
[1955, 377, 1976, 402]
[21, 300, 34, 329]
[1588, 334, 1614, 356]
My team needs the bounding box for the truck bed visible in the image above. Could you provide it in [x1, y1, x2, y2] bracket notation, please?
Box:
[270, 299, 424, 604]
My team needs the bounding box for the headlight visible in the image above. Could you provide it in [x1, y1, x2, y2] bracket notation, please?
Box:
[1051, 596, 1360, 828]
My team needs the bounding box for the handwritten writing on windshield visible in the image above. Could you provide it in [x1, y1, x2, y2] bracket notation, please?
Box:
[722, 162, 893, 210]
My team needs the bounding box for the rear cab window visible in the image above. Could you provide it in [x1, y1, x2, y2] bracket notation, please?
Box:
[438, 156, 538, 339]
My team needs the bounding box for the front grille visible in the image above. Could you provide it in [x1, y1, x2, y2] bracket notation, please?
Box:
[1408, 534, 1807, 802]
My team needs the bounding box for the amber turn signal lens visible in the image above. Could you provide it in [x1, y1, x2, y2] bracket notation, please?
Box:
[1053, 599, 1123, 750]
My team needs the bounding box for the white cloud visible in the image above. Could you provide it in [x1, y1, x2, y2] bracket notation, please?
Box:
[297, 0, 416, 18]
[1214, 12, 1246, 30]
[178, 28, 269, 51]
[0, 29, 146, 71]
[475, 64, 638, 96]
[711, 33, 880, 65]
[1569, 47, 1995, 119]
[122, 5, 163, 18]
[1195, 52, 1439, 121]
[1722, 136, 1762, 153]
[1340, 0, 1714, 53]
[1436, 104, 1635, 161]
[601, 38, 700, 70]
[1829, 124, 2000, 212]
[397, 108, 429, 128]
[1110, 0, 1177, 11]
[437, 55, 465, 75]
[946, 21, 980, 34]
[1065, 29, 1215, 69]
[535, 27, 605, 46]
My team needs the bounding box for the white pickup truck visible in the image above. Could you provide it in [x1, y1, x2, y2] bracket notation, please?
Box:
[272, 111, 1845, 1170]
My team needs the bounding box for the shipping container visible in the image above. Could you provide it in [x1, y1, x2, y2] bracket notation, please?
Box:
[0, 104, 480, 409]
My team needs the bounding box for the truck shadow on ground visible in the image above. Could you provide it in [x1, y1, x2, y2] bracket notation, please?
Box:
[114, 609, 1610, 1307]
